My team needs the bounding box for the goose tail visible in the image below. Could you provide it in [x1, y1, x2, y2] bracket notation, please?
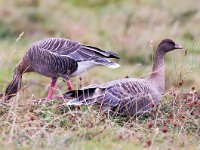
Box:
[66, 98, 98, 106]
[84, 45, 120, 59]
[66, 98, 84, 106]
[106, 62, 120, 69]
[64, 88, 99, 106]
[95, 59, 120, 69]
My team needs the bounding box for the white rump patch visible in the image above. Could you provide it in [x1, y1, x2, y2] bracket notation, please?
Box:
[107, 63, 120, 69]
[70, 60, 120, 77]
[66, 99, 82, 106]
[70, 60, 98, 77]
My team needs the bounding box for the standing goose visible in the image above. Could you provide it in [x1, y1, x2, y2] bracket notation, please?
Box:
[4, 38, 120, 101]
[64, 39, 183, 116]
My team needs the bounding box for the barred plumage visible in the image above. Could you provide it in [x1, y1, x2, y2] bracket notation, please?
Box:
[64, 39, 183, 116]
[4, 38, 120, 101]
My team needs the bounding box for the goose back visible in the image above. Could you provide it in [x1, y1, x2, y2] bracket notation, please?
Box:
[64, 78, 160, 116]
[25, 44, 78, 79]
[36, 38, 119, 61]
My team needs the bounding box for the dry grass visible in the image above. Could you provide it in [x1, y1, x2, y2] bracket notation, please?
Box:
[0, 88, 200, 149]
[0, 0, 200, 149]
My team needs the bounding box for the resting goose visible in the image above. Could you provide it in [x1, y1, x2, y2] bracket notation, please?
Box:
[4, 38, 120, 101]
[64, 39, 183, 116]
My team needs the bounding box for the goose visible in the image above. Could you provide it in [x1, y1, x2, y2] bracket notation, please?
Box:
[64, 39, 183, 116]
[4, 38, 120, 101]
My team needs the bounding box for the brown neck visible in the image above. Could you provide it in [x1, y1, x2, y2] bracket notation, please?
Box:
[4, 72, 22, 101]
[149, 49, 165, 93]
[15, 59, 32, 75]
[4, 59, 31, 101]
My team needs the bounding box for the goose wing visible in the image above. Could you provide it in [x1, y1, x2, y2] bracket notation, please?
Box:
[35, 38, 119, 62]
[26, 44, 78, 78]
[64, 79, 154, 115]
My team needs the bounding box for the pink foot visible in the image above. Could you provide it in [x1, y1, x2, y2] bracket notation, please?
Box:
[47, 78, 57, 99]
[66, 80, 73, 91]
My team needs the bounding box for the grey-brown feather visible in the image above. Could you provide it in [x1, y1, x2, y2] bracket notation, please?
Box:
[25, 38, 118, 78]
[36, 38, 119, 61]
[31, 38, 119, 77]
[64, 78, 159, 116]
[24, 44, 78, 79]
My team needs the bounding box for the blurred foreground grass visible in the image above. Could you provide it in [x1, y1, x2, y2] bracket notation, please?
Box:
[0, 0, 200, 149]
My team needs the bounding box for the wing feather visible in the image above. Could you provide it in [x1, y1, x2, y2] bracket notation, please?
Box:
[26, 44, 78, 78]
[34, 38, 119, 62]
[65, 78, 154, 115]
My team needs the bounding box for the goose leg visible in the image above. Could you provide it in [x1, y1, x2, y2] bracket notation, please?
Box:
[47, 78, 57, 99]
[66, 80, 73, 91]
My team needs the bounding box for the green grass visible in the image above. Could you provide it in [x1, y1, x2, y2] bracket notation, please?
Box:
[0, 0, 200, 149]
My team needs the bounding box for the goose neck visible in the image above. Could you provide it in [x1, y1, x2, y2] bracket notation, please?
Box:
[152, 49, 165, 72]
[149, 48, 165, 93]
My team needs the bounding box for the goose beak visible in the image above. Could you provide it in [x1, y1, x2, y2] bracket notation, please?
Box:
[174, 43, 183, 49]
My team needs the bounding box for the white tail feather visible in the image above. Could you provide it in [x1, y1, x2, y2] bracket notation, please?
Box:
[107, 63, 120, 69]
[66, 99, 82, 106]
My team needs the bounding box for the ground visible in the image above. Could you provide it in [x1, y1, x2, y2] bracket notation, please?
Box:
[0, 0, 200, 149]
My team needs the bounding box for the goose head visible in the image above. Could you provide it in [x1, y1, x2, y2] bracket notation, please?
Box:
[158, 39, 183, 53]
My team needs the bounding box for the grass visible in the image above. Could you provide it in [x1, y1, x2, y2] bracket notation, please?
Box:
[0, 0, 200, 149]
[0, 89, 199, 149]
